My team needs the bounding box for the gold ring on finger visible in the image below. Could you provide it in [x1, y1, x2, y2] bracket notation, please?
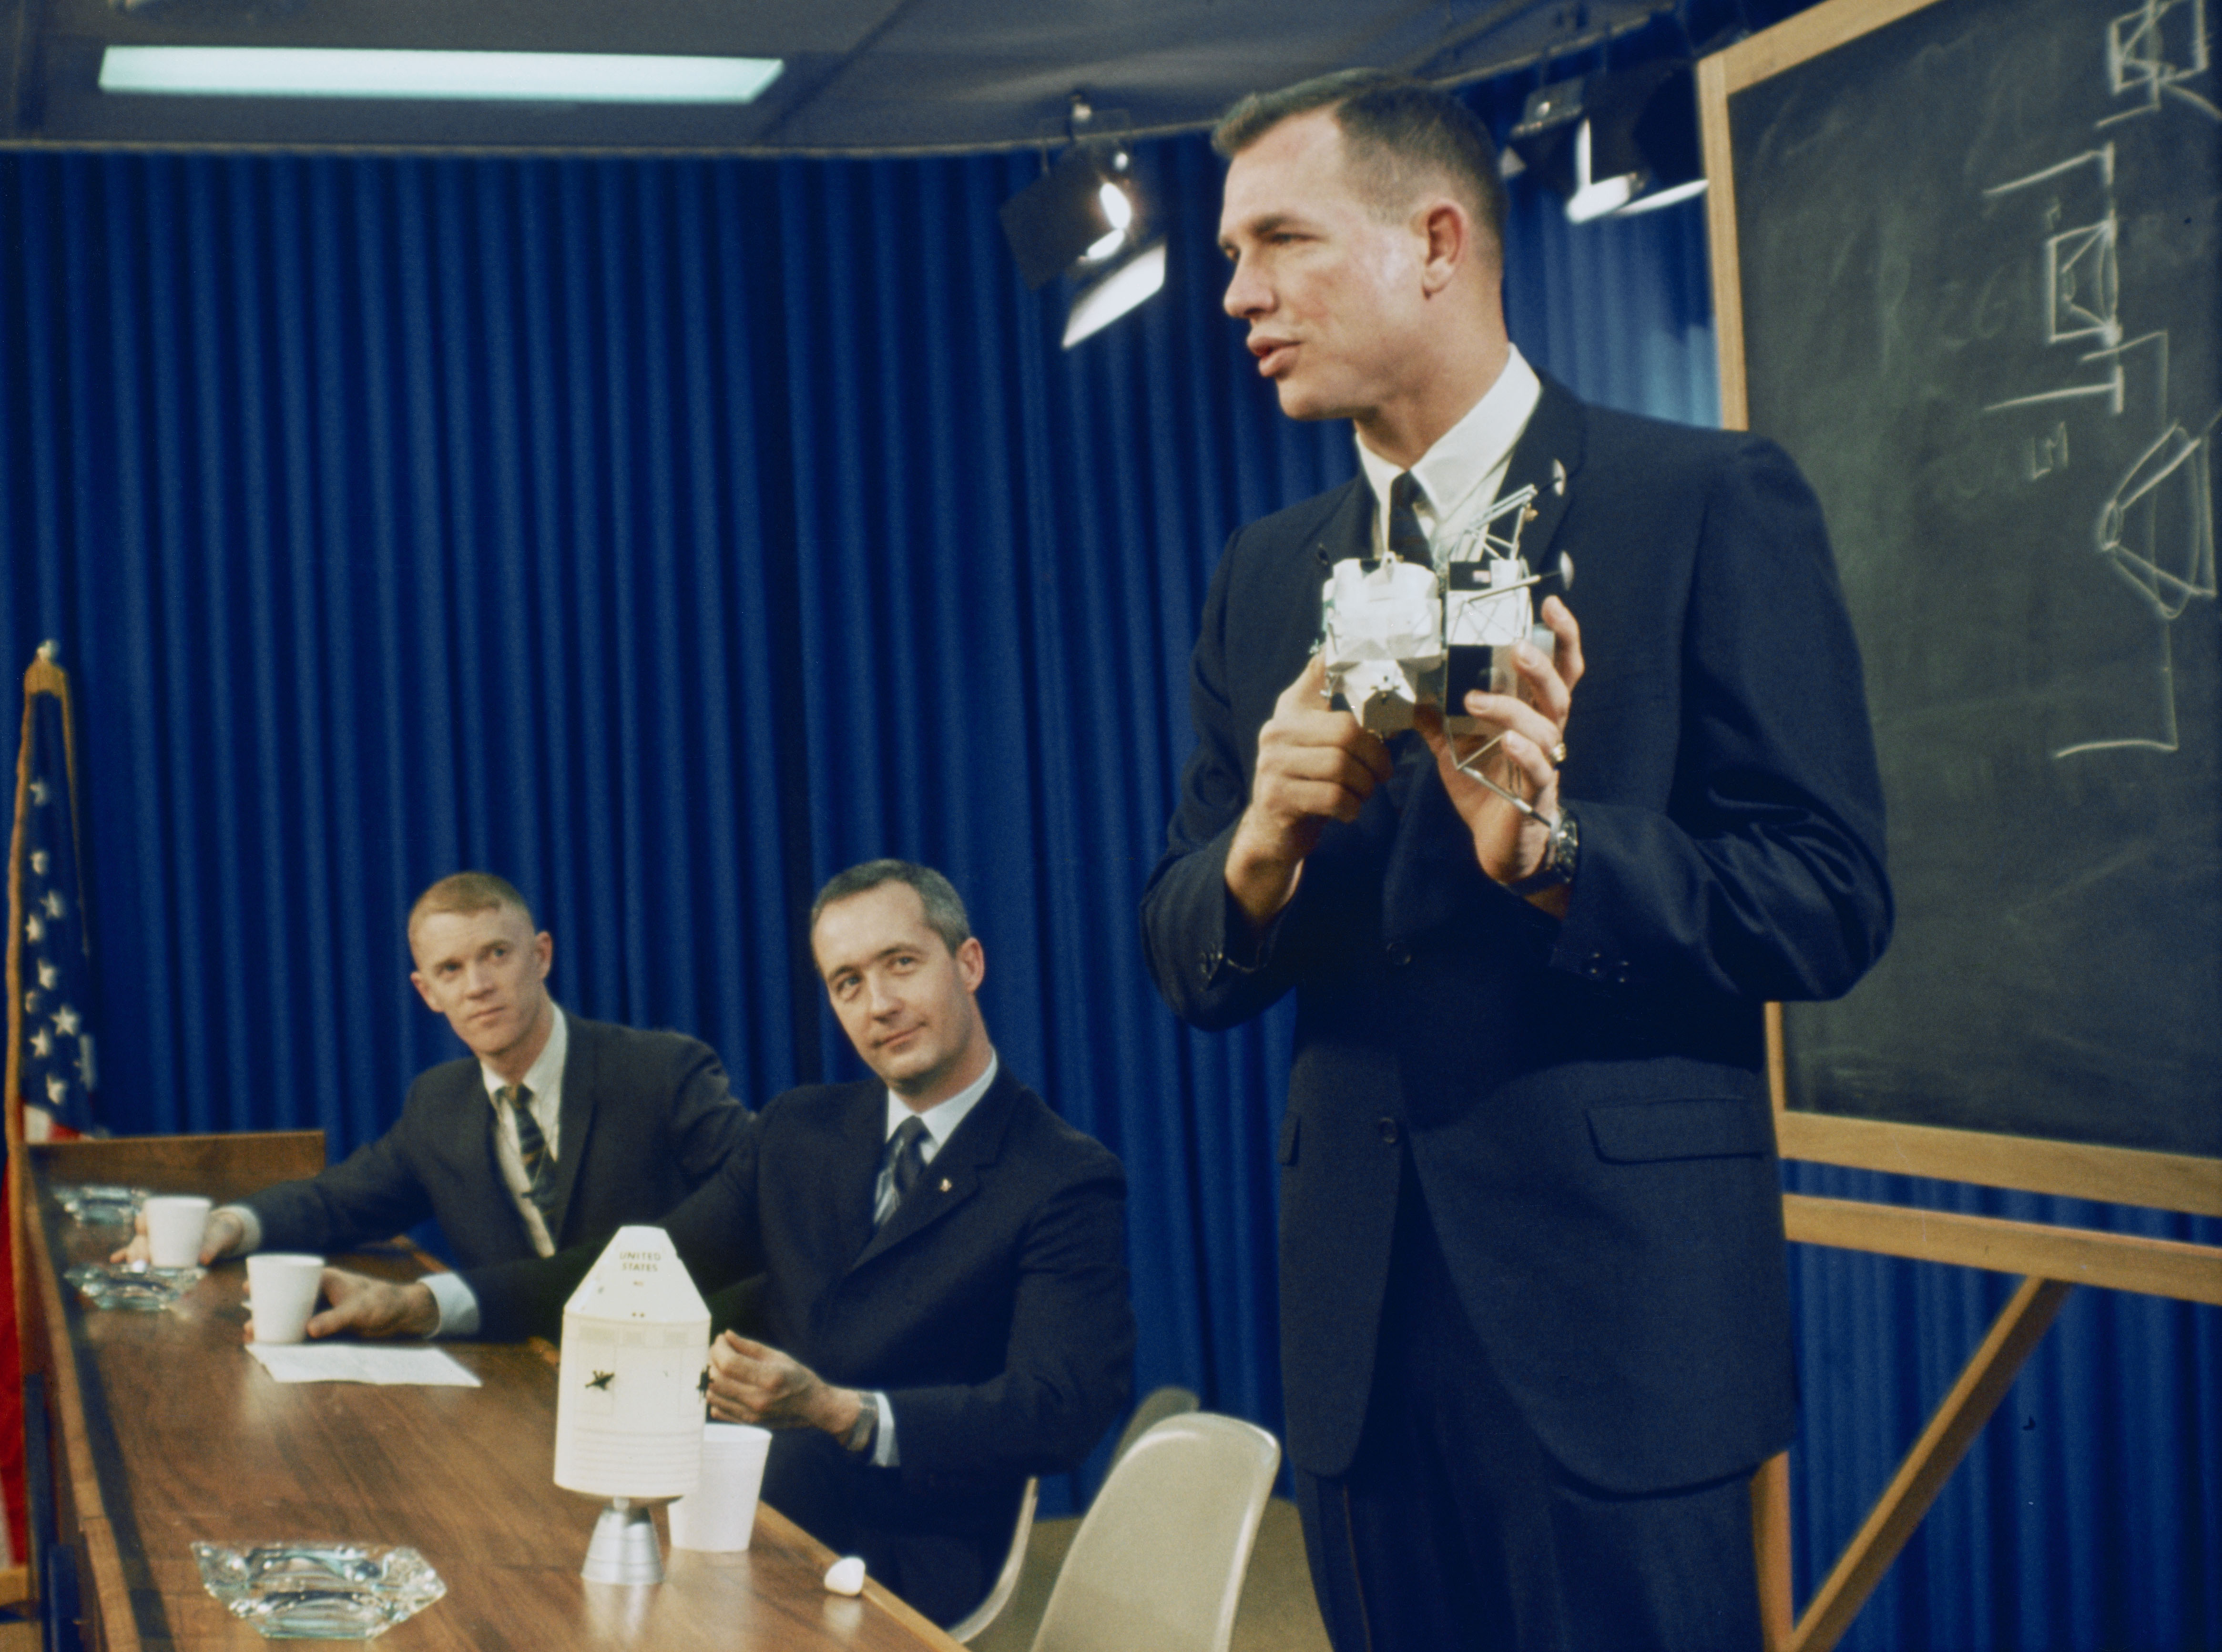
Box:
[1549, 740, 1568, 765]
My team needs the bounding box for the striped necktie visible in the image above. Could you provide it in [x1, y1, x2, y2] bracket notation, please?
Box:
[500, 1084, 562, 1241]
[876, 1116, 930, 1231]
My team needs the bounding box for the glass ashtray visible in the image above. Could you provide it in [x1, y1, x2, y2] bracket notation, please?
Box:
[192, 1542, 446, 1640]
[55, 1184, 148, 1226]
[64, 1263, 204, 1310]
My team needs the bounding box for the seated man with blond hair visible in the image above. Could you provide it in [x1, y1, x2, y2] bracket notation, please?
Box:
[129, 873, 746, 1313]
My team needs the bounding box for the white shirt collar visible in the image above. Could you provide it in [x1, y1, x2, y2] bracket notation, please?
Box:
[1356, 345, 1542, 549]
[480, 1000, 567, 1103]
[885, 1048, 999, 1151]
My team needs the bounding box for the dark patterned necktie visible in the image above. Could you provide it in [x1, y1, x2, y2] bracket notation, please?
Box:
[878, 1115, 930, 1230]
[500, 1084, 562, 1239]
[1387, 471, 1432, 567]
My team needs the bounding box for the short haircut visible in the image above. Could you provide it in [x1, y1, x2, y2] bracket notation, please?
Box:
[1213, 69, 1507, 258]
[810, 860, 971, 956]
[408, 871, 535, 937]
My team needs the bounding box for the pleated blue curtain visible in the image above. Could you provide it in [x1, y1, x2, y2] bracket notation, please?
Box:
[1, 127, 2214, 1645]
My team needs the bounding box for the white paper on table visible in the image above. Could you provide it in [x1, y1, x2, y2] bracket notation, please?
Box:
[246, 1343, 482, 1388]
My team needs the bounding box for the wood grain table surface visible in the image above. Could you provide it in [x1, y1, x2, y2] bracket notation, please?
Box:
[26, 1134, 963, 1652]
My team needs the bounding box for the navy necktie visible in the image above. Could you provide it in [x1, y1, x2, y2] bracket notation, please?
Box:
[1386, 472, 1431, 567]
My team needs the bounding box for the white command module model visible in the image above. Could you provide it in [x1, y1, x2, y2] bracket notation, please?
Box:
[556, 1225, 712, 1583]
[1321, 481, 1570, 736]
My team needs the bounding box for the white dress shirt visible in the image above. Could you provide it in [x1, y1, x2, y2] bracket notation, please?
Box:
[1356, 345, 1542, 565]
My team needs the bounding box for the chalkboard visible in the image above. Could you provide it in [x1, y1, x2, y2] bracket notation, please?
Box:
[1706, 0, 2221, 1171]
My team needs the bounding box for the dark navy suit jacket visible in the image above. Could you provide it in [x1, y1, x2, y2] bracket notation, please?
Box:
[247, 1014, 745, 1268]
[463, 1065, 1134, 1622]
[1142, 376, 1891, 1495]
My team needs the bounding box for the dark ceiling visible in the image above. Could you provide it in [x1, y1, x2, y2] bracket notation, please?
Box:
[0, 0, 1682, 154]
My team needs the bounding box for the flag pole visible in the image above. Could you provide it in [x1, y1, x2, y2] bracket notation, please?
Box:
[6, 643, 73, 1158]
[5, 641, 77, 1590]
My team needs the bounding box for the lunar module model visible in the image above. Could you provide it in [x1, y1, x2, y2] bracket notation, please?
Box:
[1321, 480, 1572, 741]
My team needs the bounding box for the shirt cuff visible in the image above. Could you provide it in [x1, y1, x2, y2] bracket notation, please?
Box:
[421, 1270, 480, 1338]
[214, 1204, 263, 1255]
[867, 1392, 897, 1468]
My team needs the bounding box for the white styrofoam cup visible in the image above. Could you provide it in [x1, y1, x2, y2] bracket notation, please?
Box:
[143, 1196, 213, 1269]
[245, 1253, 326, 1344]
[667, 1422, 771, 1552]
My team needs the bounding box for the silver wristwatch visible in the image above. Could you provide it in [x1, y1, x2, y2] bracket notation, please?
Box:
[1505, 805, 1579, 897]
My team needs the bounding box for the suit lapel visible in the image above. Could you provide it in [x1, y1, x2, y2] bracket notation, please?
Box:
[1497, 373, 1588, 572]
[829, 1083, 888, 1270]
[848, 1068, 1014, 1272]
[546, 1013, 598, 1245]
[1313, 476, 1373, 570]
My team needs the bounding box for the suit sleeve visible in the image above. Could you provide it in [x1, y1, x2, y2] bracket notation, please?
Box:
[1140, 529, 1313, 1032]
[460, 1112, 766, 1343]
[1551, 437, 1893, 1003]
[245, 1099, 439, 1256]
[883, 1158, 1134, 1488]
[658, 1036, 749, 1193]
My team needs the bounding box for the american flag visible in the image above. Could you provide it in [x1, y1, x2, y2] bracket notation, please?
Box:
[9, 645, 98, 1142]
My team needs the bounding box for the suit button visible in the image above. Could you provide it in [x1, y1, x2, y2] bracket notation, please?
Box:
[1377, 1117, 1401, 1145]
[1385, 943, 1412, 968]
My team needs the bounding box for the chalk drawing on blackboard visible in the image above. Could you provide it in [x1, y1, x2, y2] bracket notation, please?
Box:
[1973, 132, 2217, 760]
[2095, 414, 2219, 620]
[2102, 0, 2219, 126]
[2026, 422, 2070, 481]
[1980, 148, 2125, 412]
[2050, 408, 2219, 757]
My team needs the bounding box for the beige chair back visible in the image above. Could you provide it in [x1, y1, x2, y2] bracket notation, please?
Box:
[1028, 1412, 1280, 1652]
[1107, 1385, 1199, 1467]
[948, 1476, 1040, 1643]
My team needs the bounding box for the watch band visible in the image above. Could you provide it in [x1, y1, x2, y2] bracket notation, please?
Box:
[1505, 805, 1579, 897]
[841, 1394, 879, 1455]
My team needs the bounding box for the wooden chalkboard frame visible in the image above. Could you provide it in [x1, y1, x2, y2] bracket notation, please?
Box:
[1700, 0, 2222, 1226]
[1701, 5, 2222, 1647]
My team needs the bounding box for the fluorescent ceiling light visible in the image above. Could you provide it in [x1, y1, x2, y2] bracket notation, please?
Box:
[98, 47, 785, 104]
[1063, 240, 1165, 348]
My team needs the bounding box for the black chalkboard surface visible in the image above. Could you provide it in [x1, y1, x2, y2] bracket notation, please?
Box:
[1723, 0, 2220, 1160]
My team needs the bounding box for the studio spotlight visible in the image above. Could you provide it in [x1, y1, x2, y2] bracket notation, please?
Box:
[1000, 143, 1139, 289]
[1506, 61, 1706, 223]
[1000, 94, 1162, 345]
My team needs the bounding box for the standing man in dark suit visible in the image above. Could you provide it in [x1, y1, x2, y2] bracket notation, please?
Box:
[316, 861, 1134, 1630]
[126, 872, 745, 1299]
[1141, 72, 1891, 1651]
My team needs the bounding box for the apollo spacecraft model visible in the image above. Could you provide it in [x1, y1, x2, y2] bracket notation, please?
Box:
[554, 1226, 712, 1502]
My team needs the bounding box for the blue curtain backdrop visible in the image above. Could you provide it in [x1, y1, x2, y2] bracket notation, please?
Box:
[1, 124, 2214, 1650]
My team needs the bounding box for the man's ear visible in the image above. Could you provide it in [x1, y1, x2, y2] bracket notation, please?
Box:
[955, 936, 986, 993]
[1417, 200, 1469, 296]
[408, 971, 441, 1013]
[531, 930, 554, 983]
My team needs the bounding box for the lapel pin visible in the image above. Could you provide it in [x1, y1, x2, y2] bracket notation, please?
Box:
[939, 1177, 952, 1193]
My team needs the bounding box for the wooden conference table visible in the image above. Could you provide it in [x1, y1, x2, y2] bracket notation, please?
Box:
[20, 1132, 964, 1652]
